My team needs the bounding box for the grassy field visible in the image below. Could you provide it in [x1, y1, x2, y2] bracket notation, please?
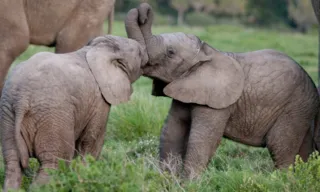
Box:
[1, 21, 319, 191]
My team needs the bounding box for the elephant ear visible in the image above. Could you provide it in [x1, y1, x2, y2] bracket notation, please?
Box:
[151, 79, 168, 96]
[163, 44, 244, 109]
[86, 46, 132, 105]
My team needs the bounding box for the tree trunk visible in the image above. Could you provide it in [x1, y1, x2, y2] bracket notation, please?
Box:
[177, 9, 185, 25]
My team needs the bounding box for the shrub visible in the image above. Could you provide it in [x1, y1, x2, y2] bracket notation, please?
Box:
[30, 154, 182, 192]
[288, 0, 318, 33]
[286, 151, 320, 191]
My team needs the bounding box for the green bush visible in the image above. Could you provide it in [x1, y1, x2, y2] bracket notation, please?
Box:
[19, 145, 320, 192]
[286, 152, 320, 191]
[30, 153, 181, 192]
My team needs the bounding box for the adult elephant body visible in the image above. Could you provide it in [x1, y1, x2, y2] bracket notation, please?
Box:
[0, 0, 115, 95]
[125, 3, 320, 179]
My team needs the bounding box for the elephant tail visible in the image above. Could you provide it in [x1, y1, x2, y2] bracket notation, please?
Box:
[14, 106, 29, 170]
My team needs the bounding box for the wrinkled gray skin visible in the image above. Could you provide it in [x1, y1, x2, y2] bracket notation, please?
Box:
[125, 3, 320, 179]
[0, 35, 147, 191]
[0, 0, 115, 96]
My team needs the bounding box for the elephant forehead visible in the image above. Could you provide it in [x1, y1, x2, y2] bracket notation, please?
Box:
[161, 33, 200, 49]
[97, 35, 138, 50]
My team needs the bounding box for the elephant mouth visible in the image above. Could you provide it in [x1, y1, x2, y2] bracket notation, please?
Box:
[141, 62, 158, 74]
[142, 63, 170, 83]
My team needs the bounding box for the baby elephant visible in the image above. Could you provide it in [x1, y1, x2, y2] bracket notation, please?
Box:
[0, 35, 147, 191]
[125, 3, 320, 179]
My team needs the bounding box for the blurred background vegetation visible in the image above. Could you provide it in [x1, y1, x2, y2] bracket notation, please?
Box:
[114, 0, 318, 33]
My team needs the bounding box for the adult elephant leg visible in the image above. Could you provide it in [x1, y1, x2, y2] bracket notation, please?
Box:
[159, 100, 191, 175]
[107, 4, 114, 34]
[75, 104, 110, 159]
[0, 15, 29, 95]
[266, 113, 312, 168]
[298, 128, 313, 161]
[183, 106, 230, 180]
[30, 113, 75, 187]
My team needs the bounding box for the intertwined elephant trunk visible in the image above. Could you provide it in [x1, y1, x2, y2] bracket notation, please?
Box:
[125, 7, 148, 64]
[125, 3, 161, 63]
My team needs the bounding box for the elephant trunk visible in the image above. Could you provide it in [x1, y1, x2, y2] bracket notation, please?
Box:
[137, 3, 154, 41]
[125, 8, 149, 65]
[136, 3, 162, 62]
[125, 3, 163, 63]
[125, 9, 147, 51]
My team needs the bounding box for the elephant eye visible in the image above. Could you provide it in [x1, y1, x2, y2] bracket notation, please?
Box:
[114, 59, 128, 73]
[114, 59, 126, 68]
[116, 59, 124, 64]
[166, 47, 175, 58]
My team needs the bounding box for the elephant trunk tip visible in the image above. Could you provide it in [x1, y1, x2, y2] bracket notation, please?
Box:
[138, 3, 153, 25]
[125, 8, 138, 25]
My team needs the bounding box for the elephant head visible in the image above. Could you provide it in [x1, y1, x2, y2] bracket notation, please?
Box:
[125, 3, 244, 109]
[85, 35, 148, 105]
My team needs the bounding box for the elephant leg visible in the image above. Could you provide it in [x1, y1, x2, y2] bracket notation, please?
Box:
[107, 5, 114, 34]
[1, 107, 23, 192]
[159, 100, 191, 175]
[266, 114, 311, 169]
[75, 105, 110, 159]
[298, 128, 313, 161]
[183, 106, 230, 180]
[31, 118, 75, 187]
[0, 19, 29, 95]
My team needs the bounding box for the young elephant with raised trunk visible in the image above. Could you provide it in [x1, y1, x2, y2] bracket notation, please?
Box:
[125, 3, 320, 179]
[0, 35, 147, 191]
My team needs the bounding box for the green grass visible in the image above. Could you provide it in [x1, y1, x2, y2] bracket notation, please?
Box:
[2, 21, 320, 191]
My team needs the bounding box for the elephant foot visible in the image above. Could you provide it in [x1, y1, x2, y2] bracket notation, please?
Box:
[159, 154, 184, 177]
